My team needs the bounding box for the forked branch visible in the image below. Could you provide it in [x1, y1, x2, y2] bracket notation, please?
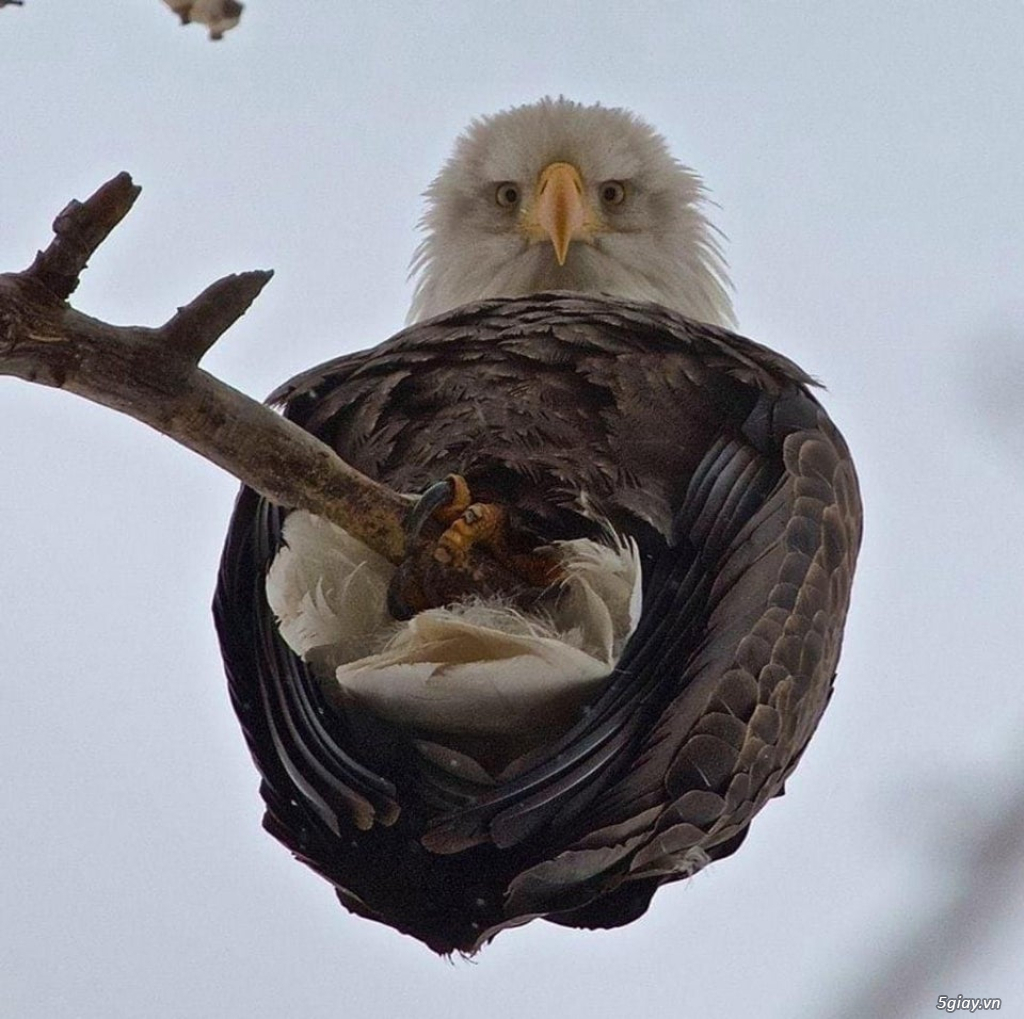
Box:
[0, 173, 414, 563]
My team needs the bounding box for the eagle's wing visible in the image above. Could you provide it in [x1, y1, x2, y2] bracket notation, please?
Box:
[214, 293, 861, 953]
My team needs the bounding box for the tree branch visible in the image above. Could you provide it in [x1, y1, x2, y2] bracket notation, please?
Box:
[24, 171, 141, 299]
[1, 173, 415, 564]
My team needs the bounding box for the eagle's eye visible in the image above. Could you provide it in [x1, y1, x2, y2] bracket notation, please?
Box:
[600, 180, 627, 206]
[494, 183, 520, 208]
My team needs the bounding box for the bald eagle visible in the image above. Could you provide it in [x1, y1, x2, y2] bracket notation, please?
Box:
[214, 98, 861, 955]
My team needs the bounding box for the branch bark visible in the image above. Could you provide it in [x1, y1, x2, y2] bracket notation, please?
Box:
[0, 172, 414, 563]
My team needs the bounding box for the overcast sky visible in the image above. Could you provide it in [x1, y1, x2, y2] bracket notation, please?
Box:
[2, 4, 1023, 1018]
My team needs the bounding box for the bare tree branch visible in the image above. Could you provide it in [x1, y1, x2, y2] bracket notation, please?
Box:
[24, 172, 141, 299]
[1, 173, 415, 564]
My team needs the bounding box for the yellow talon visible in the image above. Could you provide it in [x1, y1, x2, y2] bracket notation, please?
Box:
[435, 503, 506, 569]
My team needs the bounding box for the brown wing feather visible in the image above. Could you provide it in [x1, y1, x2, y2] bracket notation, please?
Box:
[216, 292, 861, 952]
[512, 412, 862, 929]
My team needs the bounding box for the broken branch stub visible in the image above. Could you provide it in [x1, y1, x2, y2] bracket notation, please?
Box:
[0, 172, 414, 564]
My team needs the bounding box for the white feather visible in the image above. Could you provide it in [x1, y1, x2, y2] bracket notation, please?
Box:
[265, 511, 641, 742]
[265, 512, 395, 673]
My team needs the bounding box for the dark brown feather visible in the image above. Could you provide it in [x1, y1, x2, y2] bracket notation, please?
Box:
[213, 292, 861, 953]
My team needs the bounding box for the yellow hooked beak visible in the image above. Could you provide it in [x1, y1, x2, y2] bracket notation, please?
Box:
[524, 161, 595, 265]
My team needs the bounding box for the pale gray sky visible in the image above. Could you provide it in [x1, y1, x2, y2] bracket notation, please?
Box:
[2, 4, 1023, 1017]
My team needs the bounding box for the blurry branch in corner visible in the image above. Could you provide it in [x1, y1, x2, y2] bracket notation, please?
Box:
[819, 748, 1024, 1019]
[0, 172, 413, 563]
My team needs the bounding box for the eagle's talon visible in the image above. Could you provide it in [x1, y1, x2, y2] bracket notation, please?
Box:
[404, 473, 474, 542]
[435, 502, 506, 569]
[391, 475, 563, 619]
[405, 478, 455, 539]
[442, 474, 473, 522]
[385, 577, 420, 622]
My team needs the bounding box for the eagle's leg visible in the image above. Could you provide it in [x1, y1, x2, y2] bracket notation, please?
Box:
[388, 474, 562, 620]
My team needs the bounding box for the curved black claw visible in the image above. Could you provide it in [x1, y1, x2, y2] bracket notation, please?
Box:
[403, 477, 458, 541]
[388, 477, 461, 622]
[386, 568, 418, 622]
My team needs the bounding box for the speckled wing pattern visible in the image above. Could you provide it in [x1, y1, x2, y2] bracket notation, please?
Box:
[214, 293, 862, 953]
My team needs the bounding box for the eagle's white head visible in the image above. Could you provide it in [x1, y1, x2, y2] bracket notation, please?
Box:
[409, 97, 735, 328]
